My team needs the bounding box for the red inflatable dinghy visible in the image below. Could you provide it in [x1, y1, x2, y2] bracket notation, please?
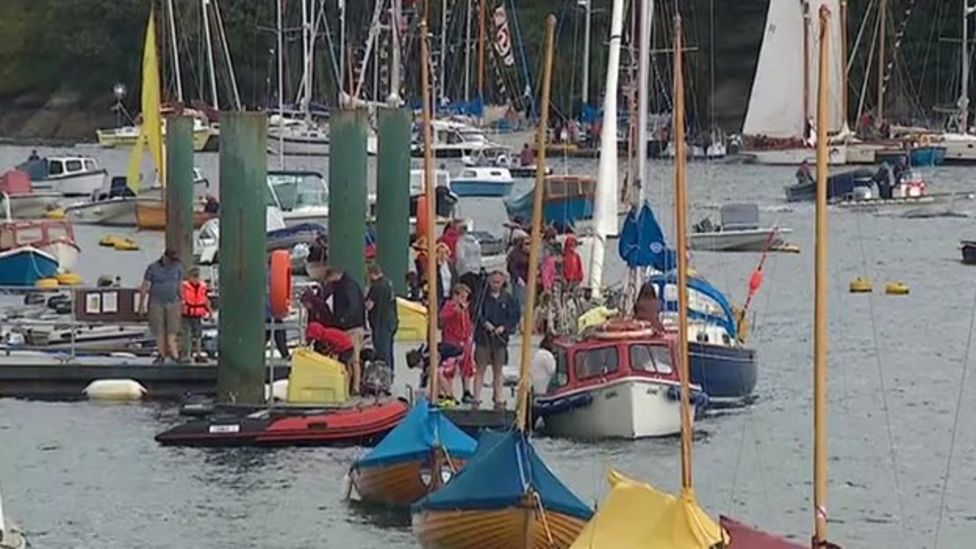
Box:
[155, 399, 410, 447]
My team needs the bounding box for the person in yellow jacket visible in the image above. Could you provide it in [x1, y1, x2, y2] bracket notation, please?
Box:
[181, 267, 211, 363]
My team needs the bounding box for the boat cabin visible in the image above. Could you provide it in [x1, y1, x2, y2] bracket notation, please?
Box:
[456, 167, 512, 182]
[268, 171, 328, 212]
[409, 169, 451, 195]
[17, 156, 102, 182]
[543, 335, 682, 397]
[0, 220, 76, 251]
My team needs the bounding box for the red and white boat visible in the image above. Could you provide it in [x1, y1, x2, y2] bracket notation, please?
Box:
[0, 170, 62, 219]
[0, 219, 80, 272]
[533, 323, 704, 440]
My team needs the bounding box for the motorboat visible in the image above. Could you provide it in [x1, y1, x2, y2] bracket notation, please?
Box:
[0, 247, 58, 286]
[533, 329, 699, 439]
[411, 119, 502, 158]
[135, 200, 215, 230]
[784, 167, 877, 202]
[937, 131, 976, 164]
[97, 112, 214, 151]
[268, 170, 328, 226]
[15, 155, 107, 197]
[460, 146, 553, 178]
[449, 167, 514, 198]
[267, 116, 378, 157]
[690, 203, 792, 252]
[503, 175, 596, 227]
[0, 219, 79, 273]
[833, 170, 973, 214]
[64, 170, 210, 226]
[0, 170, 62, 219]
[193, 206, 292, 265]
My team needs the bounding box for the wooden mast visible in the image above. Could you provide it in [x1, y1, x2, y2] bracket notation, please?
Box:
[672, 13, 693, 491]
[803, 1, 811, 129]
[478, 0, 486, 100]
[420, 19, 440, 403]
[813, 5, 831, 545]
[515, 14, 556, 432]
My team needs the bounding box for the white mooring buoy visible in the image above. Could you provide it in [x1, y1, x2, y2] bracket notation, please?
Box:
[83, 379, 147, 401]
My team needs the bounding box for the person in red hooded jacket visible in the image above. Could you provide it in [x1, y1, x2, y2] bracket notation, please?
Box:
[562, 235, 584, 288]
[439, 283, 476, 403]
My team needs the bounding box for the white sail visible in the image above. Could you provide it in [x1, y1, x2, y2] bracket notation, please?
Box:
[743, 0, 843, 138]
[587, 0, 625, 295]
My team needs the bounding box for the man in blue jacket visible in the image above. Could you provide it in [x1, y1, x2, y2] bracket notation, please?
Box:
[473, 270, 520, 409]
[323, 267, 366, 394]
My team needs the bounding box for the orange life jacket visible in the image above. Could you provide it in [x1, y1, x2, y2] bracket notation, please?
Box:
[181, 280, 209, 318]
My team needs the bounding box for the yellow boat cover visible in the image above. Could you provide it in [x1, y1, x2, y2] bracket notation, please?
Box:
[570, 470, 726, 549]
[395, 298, 427, 342]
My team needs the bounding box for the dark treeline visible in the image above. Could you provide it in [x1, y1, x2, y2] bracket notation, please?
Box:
[0, 0, 968, 134]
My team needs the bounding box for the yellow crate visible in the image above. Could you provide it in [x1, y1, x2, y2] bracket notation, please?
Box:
[287, 348, 349, 404]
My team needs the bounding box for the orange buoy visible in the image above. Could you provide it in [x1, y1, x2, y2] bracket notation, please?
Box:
[269, 249, 292, 318]
[415, 194, 429, 238]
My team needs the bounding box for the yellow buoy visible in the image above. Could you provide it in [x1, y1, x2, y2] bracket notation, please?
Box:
[35, 277, 59, 289]
[885, 281, 910, 295]
[46, 208, 65, 220]
[99, 235, 122, 247]
[113, 238, 140, 251]
[849, 276, 873, 293]
[56, 272, 83, 285]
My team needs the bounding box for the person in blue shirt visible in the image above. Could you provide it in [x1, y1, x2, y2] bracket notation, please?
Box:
[472, 270, 520, 409]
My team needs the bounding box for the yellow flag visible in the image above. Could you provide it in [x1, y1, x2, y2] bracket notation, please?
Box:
[126, 8, 164, 193]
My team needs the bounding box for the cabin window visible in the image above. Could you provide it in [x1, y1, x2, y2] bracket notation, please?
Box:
[65, 160, 82, 173]
[48, 161, 63, 176]
[490, 170, 503, 177]
[574, 347, 618, 380]
[84, 160, 96, 171]
[630, 345, 674, 374]
[447, 132, 464, 144]
[550, 348, 569, 390]
[462, 170, 476, 178]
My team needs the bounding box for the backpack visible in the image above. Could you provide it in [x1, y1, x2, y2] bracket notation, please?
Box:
[361, 358, 393, 396]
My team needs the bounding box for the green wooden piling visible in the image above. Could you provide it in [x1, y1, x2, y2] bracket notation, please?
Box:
[328, 109, 368, 284]
[216, 113, 268, 404]
[165, 115, 194, 268]
[375, 108, 411, 295]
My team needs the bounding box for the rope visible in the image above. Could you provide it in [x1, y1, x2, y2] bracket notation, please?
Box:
[933, 276, 976, 546]
[532, 490, 555, 545]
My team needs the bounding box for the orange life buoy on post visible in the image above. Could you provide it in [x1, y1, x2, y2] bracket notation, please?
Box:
[270, 249, 292, 319]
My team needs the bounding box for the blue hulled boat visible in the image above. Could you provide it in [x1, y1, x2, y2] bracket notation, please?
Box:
[503, 175, 595, 227]
[450, 167, 515, 198]
[0, 247, 59, 286]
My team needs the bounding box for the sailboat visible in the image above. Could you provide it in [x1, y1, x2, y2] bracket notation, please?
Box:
[347, 18, 477, 509]
[411, 16, 593, 549]
[935, 2, 976, 164]
[569, 13, 726, 548]
[721, 7, 840, 548]
[741, 0, 847, 165]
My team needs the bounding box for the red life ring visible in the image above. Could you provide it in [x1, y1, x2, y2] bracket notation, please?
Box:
[591, 318, 658, 340]
[269, 249, 292, 319]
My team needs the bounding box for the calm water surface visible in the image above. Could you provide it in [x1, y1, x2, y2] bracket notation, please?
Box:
[1, 145, 976, 547]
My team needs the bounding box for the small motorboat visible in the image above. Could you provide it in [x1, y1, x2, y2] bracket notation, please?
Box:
[784, 167, 877, 202]
[0, 170, 61, 219]
[504, 175, 596, 227]
[533, 326, 704, 439]
[268, 170, 329, 226]
[410, 119, 502, 158]
[267, 117, 330, 156]
[0, 218, 79, 274]
[0, 247, 59, 286]
[460, 147, 553, 178]
[97, 110, 214, 151]
[65, 171, 210, 226]
[450, 167, 514, 198]
[135, 200, 214, 231]
[193, 213, 308, 266]
[834, 171, 973, 214]
[690, 203, 791, 252]
[155, 399, 410, 447]
[15, 155, 107, 197]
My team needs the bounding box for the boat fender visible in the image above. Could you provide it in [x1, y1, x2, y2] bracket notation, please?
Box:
[269, 249, 292, 318]
[666, 385, 710, 410]
[532, 392, 594, 417]
[885, 281, 909, 295]
[84, 379, 147, 401]
[56, 272, 83, 286]
[35, 278, 59, 290]
[849, 276, 873, 293]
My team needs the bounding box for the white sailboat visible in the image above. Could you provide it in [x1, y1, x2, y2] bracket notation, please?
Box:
[937, 1, 976, 164]
[741, 0, 847, 165]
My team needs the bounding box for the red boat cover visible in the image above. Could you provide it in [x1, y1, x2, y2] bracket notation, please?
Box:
[721, 516, 806, 549]
[0, 170, 32, 195]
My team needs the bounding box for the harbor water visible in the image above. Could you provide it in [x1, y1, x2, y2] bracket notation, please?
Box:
[2, 144, 976, 547]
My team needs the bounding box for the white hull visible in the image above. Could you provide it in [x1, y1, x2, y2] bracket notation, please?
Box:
[845, 142, 885, 164]
[63, 199, 140, 226]
[282, 209, 328, 227]
[939, 135, 976, 163]
[43, 240, 80, 272]
[3, 193, 62, 219]
[746, 145, 847, 166]
[34, 171, 107, 197]
[538, 377, 684, 439]
[689, 228, 791, 252]
[267, 134, 377, 157]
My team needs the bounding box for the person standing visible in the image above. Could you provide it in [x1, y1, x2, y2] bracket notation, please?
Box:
[139, 249, 183, 363]
[365, 264, 398, 376]
[323, 267, 366, 394]
[440, 283, 475, 403]
[455, 224, 483, 309]
[180, 266, 210, 363]
[473, 271, 520, 409]
[506, 236, 530, 313]
[633, 282, 666, 334]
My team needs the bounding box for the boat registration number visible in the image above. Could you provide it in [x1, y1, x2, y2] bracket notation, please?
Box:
[209, 424, 240, 434]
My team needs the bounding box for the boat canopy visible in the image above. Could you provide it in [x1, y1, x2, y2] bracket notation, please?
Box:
[649, 274, 738, 340]
[720, 516, 805, 549]
[353, 399, 476, 469]
[570, 470, 725, 548]
[618, 203, 676, 270]
[413, 429, 592, 521]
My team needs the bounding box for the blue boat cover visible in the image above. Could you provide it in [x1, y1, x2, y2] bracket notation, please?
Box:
[354, 399, 476, 469]
[618, 203, 677, 270]
[649, 274, 738, 339]
[413, 429, 593, 520]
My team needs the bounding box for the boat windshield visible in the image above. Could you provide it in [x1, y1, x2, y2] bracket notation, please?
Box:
[629, 344, 674, 374]
[268, 172, 327, 211]
[409, 170, 449, 194]
[574, 346, 619, 380]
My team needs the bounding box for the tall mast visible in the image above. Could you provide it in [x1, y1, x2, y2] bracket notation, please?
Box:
[516, 14, 556, 431]
[478, 0, 486, 100]
[877, 0, 886, 124]
[960, 0, 975, 130]
[276, 0, 285, 168]
[201, 0, 219, 109]
[813, 5, 831, 545]
[464, 0, 473, 103]
[166, 0, 183, 103]
[673, 12, 693, 491]
[439, 0, 449, 106]
[582, 0, 592, 105]
[212, 0, 242, 110]
[339, 0, 347, 104]
[840, 0, 848, 128]
[636, 0, 652, 204]
[389, 0, 403, 104]
[301, 0, 312, 119]
[586, 0, 625, 298]
[420, 19, 441, 402]
[802, 1, 810, 128]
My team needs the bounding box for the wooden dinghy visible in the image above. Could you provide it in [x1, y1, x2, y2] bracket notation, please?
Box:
[135, 200, 214, 231]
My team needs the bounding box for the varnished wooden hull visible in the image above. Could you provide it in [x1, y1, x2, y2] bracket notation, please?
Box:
[412, 503, 586, 549]
[352, 458, 463, 507]
[135, 201, 214, 231]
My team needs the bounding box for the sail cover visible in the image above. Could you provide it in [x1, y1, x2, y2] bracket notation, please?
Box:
[413, 429, 592, 520]
[617, 203, 676, 270]
[353, 399, 476, 469]
[720, 516, 806, 548]
[742, 0, 843, 138]
[570, 470, 725, 548]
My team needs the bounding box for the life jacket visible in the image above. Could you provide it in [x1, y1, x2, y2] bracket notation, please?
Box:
[181, 280, 209, 318]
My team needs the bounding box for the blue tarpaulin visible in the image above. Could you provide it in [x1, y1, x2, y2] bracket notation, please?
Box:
[412, 429, 593, 520]
[354, 399, 476, 469]
[618, 203, 677, 271]
[648, 274, 738, 340]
